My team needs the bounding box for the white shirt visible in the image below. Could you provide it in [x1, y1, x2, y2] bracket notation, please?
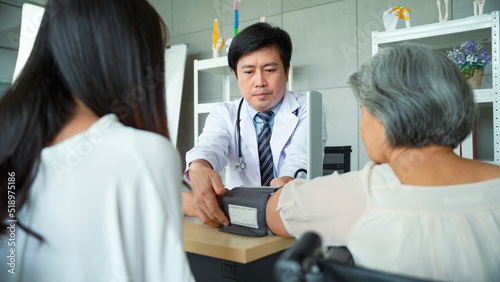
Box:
[277, 161, 500, 281]
[185, 91, 328, 188]
[1, 114, 194, 282]
[247, 99, 281, 135]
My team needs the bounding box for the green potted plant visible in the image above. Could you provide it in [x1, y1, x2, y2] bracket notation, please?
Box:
[447, 40, 491, 89]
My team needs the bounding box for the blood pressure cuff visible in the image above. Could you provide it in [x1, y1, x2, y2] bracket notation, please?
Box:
[219, 187, 280, 237]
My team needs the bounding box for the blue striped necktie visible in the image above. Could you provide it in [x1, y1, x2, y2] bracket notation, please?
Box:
[257, 111, 274, 186]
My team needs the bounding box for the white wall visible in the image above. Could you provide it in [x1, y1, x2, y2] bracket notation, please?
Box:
[3, 0, 498, 169]
[0, 48, 17, 82]
[0, 2, 22, 87]
[149, 0, 500, 170]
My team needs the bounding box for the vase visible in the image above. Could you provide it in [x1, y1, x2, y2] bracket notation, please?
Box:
[462, 68, 484, 90]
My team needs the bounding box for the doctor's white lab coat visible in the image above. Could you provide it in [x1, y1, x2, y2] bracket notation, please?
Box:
[185, 91, 327, 189]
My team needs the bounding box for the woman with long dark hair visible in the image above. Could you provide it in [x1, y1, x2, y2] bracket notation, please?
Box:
[0, 0, 193, 281]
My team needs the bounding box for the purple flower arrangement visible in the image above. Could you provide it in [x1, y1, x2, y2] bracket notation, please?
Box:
[447, 40, 491, 71]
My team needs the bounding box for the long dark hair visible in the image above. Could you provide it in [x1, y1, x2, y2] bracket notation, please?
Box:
[0, 0, 169, 236]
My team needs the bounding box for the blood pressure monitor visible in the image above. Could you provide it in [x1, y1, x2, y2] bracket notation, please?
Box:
[219, 187, 281, 237]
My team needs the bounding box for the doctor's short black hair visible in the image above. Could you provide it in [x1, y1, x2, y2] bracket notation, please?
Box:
[227, 22, 292, 77]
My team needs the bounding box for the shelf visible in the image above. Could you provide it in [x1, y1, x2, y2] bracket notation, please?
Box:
[474, 89, 495, 103]
[195, 103, 218, 114]
[375, 13, 493, 44]
[194, 56, 233, 75]
[373, 13, 497, 54]
[372, 11, 499, 163]
[193, 56, 233, 145]
[0, 75, 11, 83]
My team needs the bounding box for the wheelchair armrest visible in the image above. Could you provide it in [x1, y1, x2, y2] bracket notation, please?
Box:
[275, 232, 429, 282]
[273, 232, 322, 281]
[325, 246, 354, 266]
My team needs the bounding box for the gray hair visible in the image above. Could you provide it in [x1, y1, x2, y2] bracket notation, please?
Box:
[349, 42, 477, 148]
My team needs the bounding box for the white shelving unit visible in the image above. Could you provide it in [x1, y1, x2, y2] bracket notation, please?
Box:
[193, 56, 293, 145]
[372, 11, 499, 163]
[193, 56, 232, 145]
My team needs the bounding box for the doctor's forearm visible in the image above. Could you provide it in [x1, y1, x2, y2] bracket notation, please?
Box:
[189, 159, 213, 170]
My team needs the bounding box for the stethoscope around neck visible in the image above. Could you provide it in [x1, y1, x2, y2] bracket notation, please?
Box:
[234, 98, 298, 172]
[234, 98, 247, 171]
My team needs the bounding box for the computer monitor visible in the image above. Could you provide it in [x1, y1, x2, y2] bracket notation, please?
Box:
[306, 91, 324, 180]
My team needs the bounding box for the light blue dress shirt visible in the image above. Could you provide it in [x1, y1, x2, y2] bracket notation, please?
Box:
[246, 100, 283, 177]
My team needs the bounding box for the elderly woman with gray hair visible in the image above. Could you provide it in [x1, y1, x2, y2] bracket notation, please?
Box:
[265, 42, 500, 281]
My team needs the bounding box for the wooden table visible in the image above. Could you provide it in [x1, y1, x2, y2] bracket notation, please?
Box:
[183, 216, 296, 281]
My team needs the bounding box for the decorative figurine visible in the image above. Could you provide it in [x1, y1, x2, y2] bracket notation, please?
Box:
[437, 0, 449, 22]
[233, 0, 240, 37]
[474, 0, 485, 16]
[212, 19, 224, 58]
[383, 6, 411, 31]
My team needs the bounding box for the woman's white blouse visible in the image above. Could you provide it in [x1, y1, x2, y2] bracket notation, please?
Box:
[278, 161, 500, 281]
[2, 114, 194, 282]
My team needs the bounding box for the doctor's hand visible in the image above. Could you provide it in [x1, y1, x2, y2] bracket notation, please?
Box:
[187, 159, 229, 227]
[183, 192, 223, 228]
[270, 176, 294, 187]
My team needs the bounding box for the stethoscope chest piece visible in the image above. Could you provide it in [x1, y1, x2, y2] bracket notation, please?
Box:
[235, 157, 246, 171]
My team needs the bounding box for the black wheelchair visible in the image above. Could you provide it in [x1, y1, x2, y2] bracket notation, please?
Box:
[274, 232, 429, 282]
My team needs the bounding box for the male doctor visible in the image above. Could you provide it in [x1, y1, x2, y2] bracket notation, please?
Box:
[183, 22, 327, 227]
